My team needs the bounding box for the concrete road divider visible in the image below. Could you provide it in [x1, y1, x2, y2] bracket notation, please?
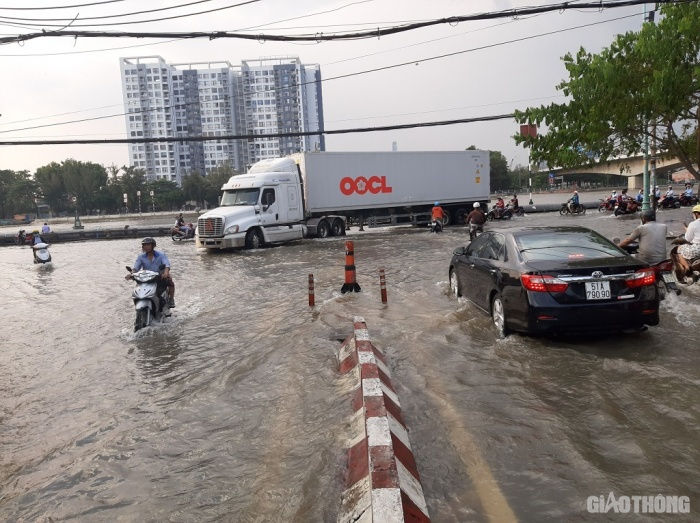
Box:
[336, 317, 429, 522]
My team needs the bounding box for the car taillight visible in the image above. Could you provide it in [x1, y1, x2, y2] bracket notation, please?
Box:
[654, 260, 673, 272]
[520, 274, 569, 293]
[625, 268, 656, 288]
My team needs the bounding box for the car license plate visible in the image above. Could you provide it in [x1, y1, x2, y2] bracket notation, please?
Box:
[661, 272, 676, 283]
[585, 281, 610, 300]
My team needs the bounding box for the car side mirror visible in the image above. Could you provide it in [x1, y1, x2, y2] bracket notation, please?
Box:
[453, 246, 467, 256]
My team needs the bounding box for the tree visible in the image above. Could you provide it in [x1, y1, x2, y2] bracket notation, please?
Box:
[0, 170, 36, 218]
[182, 172, 208, 208]
[145, 179, 184, 211]
[117, 165, 147, 212]
[35, 162, 67, 214]
[514, 1, 700, 179]
[61, 159, 108, 213]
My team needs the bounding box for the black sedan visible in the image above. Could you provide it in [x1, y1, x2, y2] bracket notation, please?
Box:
[448, 226, 660, 336]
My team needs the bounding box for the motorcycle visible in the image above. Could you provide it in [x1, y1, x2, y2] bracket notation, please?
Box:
[172, 224, 195, 241]
[32, 242, 52, 264]
[126, 265, 170, 331]
[428, 219, 443, 233]
[469, 223, 484, 241]
[620, 242, 680, 299]
[658, 195, 681, 209]
[486, 207, 512, 221]
[508, 205, 525, 217]
[670, 238, 700, 285]
[613, 199, 639, 216]
[560, 201, 586, 215]
[679, 194, 698, 207]
[598, 198, 616, 212]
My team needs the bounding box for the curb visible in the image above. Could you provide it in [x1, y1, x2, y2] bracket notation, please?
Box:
[336, 317, 430, 523]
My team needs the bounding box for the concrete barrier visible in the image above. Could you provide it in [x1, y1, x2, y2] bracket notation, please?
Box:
[336, 317, 430, 523]
[0, 227, 173, 247]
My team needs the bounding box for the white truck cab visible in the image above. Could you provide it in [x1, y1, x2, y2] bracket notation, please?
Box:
[196, 158, 304, 249]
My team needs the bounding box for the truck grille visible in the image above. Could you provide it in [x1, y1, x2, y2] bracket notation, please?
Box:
[197, 217, 223, 237]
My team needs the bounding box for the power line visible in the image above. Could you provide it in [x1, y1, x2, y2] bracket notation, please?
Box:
[0, 12, 639, 134]
[0, 0, 128, 10]
[0, 0, 218, 22]
[0, 0, 684, 45]
[0, 0, 260, 29]
[0, 113, 515, 146]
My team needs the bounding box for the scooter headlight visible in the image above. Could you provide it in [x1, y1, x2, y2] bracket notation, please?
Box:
[224, 224, 239, 234]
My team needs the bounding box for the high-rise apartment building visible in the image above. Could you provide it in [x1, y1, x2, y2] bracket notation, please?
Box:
[119, 55, 324, 184]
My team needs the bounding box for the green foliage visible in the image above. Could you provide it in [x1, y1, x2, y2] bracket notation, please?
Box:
[0, 169, 37, 219]
[514, 1, 700, 180]
[146, 179, 185, 211]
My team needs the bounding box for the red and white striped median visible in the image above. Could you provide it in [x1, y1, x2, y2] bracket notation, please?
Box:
[337, 317, 430, 523]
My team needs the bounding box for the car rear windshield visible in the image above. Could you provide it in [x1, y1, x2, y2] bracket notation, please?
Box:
[515, 230, 624, 261]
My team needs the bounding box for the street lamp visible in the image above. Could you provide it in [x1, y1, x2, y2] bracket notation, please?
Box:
[72, 196, 84, 229]
[150, 190, 155, 213]
[123, 192, 128, 214]
[137, 190, 142, 214]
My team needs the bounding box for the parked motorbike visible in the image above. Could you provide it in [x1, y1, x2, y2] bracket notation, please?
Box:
[621, 242, 680, 299]
[428, 220, 443, 233]
[172, 224, 195, 241]
[679, 194, 698, 207]
[126, 265, 170, 331]
[658, 195, 681, 209]
[32, 242, 52, 264]
[486, 207, 512, 221]
[613, 200, 639, 216]
[560, 201, 586, 215]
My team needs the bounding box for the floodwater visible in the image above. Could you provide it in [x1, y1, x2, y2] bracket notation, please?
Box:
[1, 207, 698, 522]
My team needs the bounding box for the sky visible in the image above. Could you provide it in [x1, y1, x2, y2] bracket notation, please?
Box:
[0, 0, 653, 174]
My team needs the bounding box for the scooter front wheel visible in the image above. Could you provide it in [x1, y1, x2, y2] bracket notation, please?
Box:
[134, 308, 150, 331]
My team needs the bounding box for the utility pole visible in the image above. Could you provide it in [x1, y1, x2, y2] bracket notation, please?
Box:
[642, 4, 657, 212]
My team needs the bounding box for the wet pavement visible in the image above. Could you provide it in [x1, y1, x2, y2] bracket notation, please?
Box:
[1, 206, 698, 521]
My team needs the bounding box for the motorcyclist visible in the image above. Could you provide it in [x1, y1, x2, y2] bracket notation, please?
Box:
[675, 204, 700, 279]
[635, 189, 644, 204]
[17, 229, 26, 245]
[619, 210, 668, 265]
[431, 201, 445, 231]
[466, 202, 486, 239]
[125, 237, 176, 308]
[31, 231, 45, 262]
[567, 190, 580, 213]
[509, 194, 519, 210]
[683, 184, 694, 198]
[617, 188, 632, 212]
[493, 197, 505, 218]
[172, 213, 189, 237]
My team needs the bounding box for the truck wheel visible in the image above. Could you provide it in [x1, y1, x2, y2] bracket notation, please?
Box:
[245, 228, 264, 249]
[455, 208, 467, 226]
[317, 219, 330, 238]
[331, 218, 345, 237]
[442, 210, 451, 226]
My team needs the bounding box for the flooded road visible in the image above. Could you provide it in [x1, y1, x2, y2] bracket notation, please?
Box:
[1, 207, 698, 521]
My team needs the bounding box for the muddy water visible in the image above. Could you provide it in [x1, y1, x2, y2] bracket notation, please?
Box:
[1, 207, 698, 521]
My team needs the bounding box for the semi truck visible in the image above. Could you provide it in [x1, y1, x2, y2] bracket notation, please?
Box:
[195, 150, 490, 250]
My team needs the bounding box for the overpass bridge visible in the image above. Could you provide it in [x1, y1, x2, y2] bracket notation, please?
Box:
[545, 154, 684, 189]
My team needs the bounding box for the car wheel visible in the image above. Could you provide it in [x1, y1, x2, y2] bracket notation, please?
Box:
[449, 269, 461, 297]
[245, 228, 264, 249]
[491, 294, 509, 337]
[317, 219, 330, 238]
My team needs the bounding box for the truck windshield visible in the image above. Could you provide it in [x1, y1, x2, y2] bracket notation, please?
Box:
[220, 188, 260, 206]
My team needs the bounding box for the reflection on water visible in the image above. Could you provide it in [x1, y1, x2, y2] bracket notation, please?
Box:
[1, 211, 698, 521]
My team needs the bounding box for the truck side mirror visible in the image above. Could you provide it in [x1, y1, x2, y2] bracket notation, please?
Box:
[262, 204, 269, 212]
